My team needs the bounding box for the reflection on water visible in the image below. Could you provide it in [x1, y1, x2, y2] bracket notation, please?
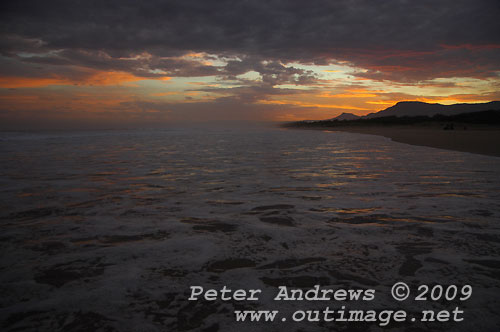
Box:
[1, 126, 500, 331]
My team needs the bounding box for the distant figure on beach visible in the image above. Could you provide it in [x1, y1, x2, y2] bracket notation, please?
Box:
[443, 123, 455, 130]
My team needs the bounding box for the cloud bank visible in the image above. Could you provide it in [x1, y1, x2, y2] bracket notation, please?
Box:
[1, 0, 499, 127]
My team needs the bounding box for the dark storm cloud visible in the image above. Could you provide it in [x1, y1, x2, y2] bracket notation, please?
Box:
[1, 0, 499, 82]
[0, 48, 220, 81]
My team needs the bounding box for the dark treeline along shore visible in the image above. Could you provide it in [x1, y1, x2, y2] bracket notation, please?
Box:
[283, 109, 500, 129]
[283, 102, 500, 157]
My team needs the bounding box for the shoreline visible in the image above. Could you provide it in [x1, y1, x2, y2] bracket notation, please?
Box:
[288, 125, 500, 157]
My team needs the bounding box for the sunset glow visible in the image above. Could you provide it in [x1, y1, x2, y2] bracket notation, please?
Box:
[2, 2, 500, 330]
[1, 1, 499, 128]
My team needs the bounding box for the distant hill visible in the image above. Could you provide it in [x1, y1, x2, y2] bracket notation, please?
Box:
[329, 112, 360, 121]
[283, 101, 500, 129]
[364, 101, 500, 118]
[285, 109, 500, 128]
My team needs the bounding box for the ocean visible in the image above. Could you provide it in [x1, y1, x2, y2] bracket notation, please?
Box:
[1, 125, 499, 331]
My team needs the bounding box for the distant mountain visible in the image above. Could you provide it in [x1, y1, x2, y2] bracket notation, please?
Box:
[364, 101, 500, 118]
[329, 112, 360, 121]
[283, 109, 500, 129]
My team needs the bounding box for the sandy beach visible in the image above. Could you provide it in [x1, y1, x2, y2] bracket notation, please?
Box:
[296, 125, 500, 157]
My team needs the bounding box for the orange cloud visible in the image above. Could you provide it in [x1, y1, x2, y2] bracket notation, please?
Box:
[0, 71, 171, 89]
[0, 77, 72, 88]
[258, 99, 370, 111]
[150, 91, 177, 96]
[366, 100, 398, 105]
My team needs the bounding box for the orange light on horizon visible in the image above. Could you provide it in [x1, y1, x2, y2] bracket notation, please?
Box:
[257, 99, 371, 111]
[0, 77, 72, 89]
[0, 71, 171, 89]
[366, 100, 398, 105]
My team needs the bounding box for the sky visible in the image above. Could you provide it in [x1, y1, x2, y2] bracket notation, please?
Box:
[1, 0, 499, 128]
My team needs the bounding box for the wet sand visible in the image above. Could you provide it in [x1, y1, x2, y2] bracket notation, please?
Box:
[304, 125, 500, 157]
[2, 128, 500, 331]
